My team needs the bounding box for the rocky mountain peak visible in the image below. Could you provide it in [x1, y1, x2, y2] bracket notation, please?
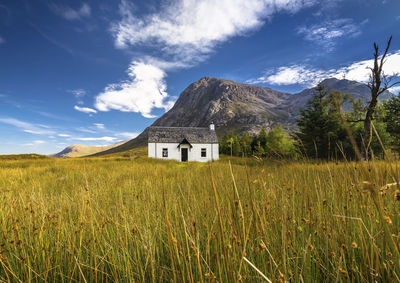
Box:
[92, 77, 392, 156]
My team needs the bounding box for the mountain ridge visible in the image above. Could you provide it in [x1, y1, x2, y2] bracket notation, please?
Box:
[51, 141, 127, 158]
[90, 77, 392, 156]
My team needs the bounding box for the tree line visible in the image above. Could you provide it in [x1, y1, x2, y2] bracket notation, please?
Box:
[220, 88, 400, 160]
[220, 125, 298, 159]
[220, 36, 400, 160]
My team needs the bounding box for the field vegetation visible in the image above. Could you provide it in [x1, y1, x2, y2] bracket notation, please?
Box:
[0, 154, 399, 282]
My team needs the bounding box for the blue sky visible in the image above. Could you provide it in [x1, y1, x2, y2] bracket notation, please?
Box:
[0, 0, 400, 154]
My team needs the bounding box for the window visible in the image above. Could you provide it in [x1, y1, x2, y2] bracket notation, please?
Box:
[201, 148, 206, 157]
[162, 148, 168, 157]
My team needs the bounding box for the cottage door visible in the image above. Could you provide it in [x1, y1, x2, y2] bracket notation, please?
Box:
[181, 148, 188, 162]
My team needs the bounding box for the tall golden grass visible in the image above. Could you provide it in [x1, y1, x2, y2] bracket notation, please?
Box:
[0, 156, 399, 282]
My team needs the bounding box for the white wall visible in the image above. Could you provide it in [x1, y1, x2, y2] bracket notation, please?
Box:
[148, 142, 219, 162]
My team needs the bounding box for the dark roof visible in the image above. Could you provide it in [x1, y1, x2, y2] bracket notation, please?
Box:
[148, 126, 218, 143]
[177, 138, 193, 148]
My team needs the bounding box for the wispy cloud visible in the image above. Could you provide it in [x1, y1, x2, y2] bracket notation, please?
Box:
[58, 134, 71, 137]
[76, 127, 97, 134]
[29, 22, 74, 54]
[390, 86, 400, 94]
[74, 105, 97, 114]
[248, 50, 400, 87]
[72, 136, 118, 142]
[36, 111, 74, 122]
[0, 117, 55, 135]
[115, 132, 139, 139]
[23, 140, 46, 146]
[68, 89, 86, 105]
[297, 18, 365, 52]
[96, 0, 319, 118]
[0, 36, 4, 45]
[50, 3, 91, 21]
[94, 123, 105, 130]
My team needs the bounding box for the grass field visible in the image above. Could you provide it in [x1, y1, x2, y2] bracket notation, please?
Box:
[0, 154, 399, 282]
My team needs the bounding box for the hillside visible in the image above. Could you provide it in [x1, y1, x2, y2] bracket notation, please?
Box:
[0, 154, 49, 160]
[93, 77, 391, 156]
[51, 141, 127, 158]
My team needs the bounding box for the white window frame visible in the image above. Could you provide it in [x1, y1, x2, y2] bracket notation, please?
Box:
[201, 148, 207, 157]
[162, 148, 168, 157]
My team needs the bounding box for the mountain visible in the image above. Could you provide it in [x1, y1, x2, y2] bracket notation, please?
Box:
[92, 77, 392, 156]
[285, 78, 391, 113]
[51, 141, 126, 158]
[152, 77, 294, 134]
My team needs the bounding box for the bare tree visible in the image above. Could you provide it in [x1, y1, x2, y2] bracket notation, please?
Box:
[363, 36, 400, 160]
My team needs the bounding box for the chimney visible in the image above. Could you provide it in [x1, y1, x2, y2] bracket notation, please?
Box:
[209, 123, 215, 131]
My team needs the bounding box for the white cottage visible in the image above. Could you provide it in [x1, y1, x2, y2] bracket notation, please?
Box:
[148, 124, 219, 162]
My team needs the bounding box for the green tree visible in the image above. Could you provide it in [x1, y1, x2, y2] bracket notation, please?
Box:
[352, 119, 391, 159]
[297, 85, 347, 160]
[220, 132, 234, 156]
[383, 95, 400, 152]
[363, 36, 400, 159]
[264, 126, 297, 159]
[258, 128, 268, 151]
[240, 133, 252, 157]
[253, 141, 265, 157]
[231, 135, 242, 156]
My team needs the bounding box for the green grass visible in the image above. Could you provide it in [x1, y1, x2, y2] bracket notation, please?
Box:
[0, 156, 399, 282]
[0, 154, 49, 160]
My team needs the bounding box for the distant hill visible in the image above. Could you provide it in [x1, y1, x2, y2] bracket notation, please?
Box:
[0, 154, 49, 160]
[51, 141, 127, 158]
[92, 77, 392, 156]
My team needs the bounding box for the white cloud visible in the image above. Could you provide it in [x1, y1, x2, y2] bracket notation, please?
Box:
[114, 0, 317, 61]
[0, 117, 55, 135]
[68, 89, 86, 105]
[24, 129, 51, 135]
[115, 132, 139, 139]
[58, 134, 71, 137]
[249, 50, 400, 87]
[0, 36, 4, 45]
[389, 86, 400, 94]
[95, 62, 172, 118]
[249, 65, 329, 86]
[297, 18, 364, 52]
[94, 123, 105, 129]
[51, 3, 91, 21]
[72, 136, 118, 142]
[23, 140, 46, 146]
[74, 105, 97, 114]
[99, 0, 318, 118]
[69, 89, 86, 97]
[76, 127, 97, 134]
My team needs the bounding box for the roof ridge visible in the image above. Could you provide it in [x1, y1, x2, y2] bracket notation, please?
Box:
[149, 126, 210, 129]
[148, 126, 218, 143]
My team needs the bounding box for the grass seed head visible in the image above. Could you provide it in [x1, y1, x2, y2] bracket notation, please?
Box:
[394, 190, 400, 201]
[383, 216, 392, 224]
[362, 181, 374, 193]
[339, 267, 348, 275]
